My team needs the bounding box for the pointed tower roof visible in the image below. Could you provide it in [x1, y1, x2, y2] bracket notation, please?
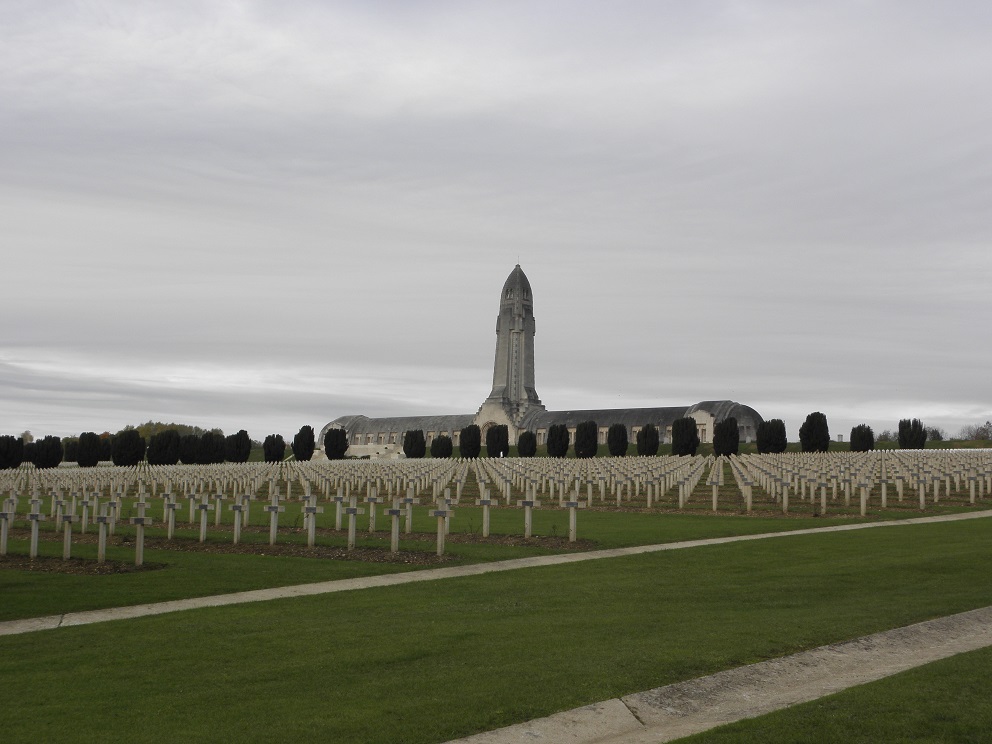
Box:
[500, 264, 532, 303]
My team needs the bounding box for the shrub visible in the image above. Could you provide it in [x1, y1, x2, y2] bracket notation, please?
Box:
[712, 417, 739, 457]
[76, 432, 102, 467]
[430, 434, 453, 458]
[636, 424, 660, 456]
[607, 423, 628, 457]
[799, 412, 830, 453]
[575, 421, 598, 458]
[459, 425, 481, 459]
[547, 424, 570, 458]
[292, 425, 316, 461]
[517, 430, 537, 457]
[225, 429, 252, 463]
[898, 418, 927, 449]
[671, 417, 700, 457]
[198, 432, 226, 464]
[112, 429, 145, 467]
[263, 434, 286, 463]
[756, 419, 788, 454]
[485, 425, 509, 458]
[850, 424, 875, 452]
[323, 428, 349, 460]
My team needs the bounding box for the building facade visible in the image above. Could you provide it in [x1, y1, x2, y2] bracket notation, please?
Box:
[320, 265, 763, 456]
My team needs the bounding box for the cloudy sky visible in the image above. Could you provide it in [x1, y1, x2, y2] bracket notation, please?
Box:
[2, 1, 990, 442]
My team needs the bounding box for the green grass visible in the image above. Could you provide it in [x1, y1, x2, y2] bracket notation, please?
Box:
[1, 519, 991, 743]
[681, 644, 992, 743]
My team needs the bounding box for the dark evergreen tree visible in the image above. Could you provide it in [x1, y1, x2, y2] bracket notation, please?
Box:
[112, 429, 146, 467]
[225, 429, 251, 463]
[76, 432, 102, 467]
[850, 424, 875, 452]
[292, 425, 316, 461]
[573, 420, 597, 458]
[430, 434, 453, 458]
[198, 431, 226, 464]
[485, 425, 510, 458]
[712, 417, 740, 457]
[898, 418, 927, 449]
[636, 423, 660, 456]
[403, 430, 426, 459]
[98, 435, 113, 462]
[147, 429, 181, 465]
[32, 435, 63, 469]
[756, 419, 788, 454]
[263, 434, 286, 463]
[179, 434, 200, 464]
[323, 428, 349, 460]
[671, 417, 700, 456]
[799, 412, 830, 453]
[547, 423, 570, 458]
[23, 441, 36, 464]
[607, 423, 628, 457]
[459, 424, 481, 459]
[62, 438, 79, 463]
[0, 435, 25, 469]
[517, 430, 537, 457]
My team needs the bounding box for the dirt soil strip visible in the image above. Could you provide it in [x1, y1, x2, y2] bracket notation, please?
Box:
[0, 510, 989, 638]
[445, 605, 992, 744]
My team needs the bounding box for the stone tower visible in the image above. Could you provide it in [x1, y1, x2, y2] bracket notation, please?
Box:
[476, 265, 545, 432]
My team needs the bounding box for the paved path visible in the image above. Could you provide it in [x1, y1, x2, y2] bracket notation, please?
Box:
[444, 605, 992, 744]
[1, 509, 989, 638]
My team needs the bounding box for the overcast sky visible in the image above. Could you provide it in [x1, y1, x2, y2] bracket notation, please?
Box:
[2, 1, 990, 443]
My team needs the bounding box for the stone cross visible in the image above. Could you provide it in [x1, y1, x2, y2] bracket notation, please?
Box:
[214, 493, 225, 526]
[164, 496, 180, 540]
[187, 493, 199, 525]
[0, 503, 12, 556]
[302, 500, 324, 548]
[429, 506, 453, 556]
[28, 499, 46, 559]
[365, 489, 382, 533]
[385, 500, 403, 553]
[265, 500, 286, 546]
[344, 504, 365, 550]
[95, 506, 111, 564]
[60, 511, 79, 560]
[400, 488, 419, 534]
[516, 496, 541, 539]
[198, 496, 212, 543]
[331, 489, 345, 531]
[563, 499, 583, 543]
[129, 502, 153, 567]
[475, 488, 496, 538]
[230, 502, 244, 544]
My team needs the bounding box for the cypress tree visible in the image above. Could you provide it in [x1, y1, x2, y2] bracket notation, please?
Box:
[179, 434, 200, 464]
[198, 432, 225, 464]
[62, 438, 79, 463]
[898, 418, 927, 449]
[485, 425, 509, 457]
[574, 421, 598, 458]
[459, 425, 481, 459]
[547, 424, 570, 458]
[799, 412, 830, 453]
[99, 435, 113, 462]
[430, 434, 453, 458]
[517, 430, 537, 457]
[229, 429, 251, 463]
[713, 417, 739, 457]
[671, 417, 700, 456]
[756, 419, 787, 454]
[292, 425, 316, 461]
[76, 432, 102, 467]
[403, 430, 426, 459]
[32, 435, 63, 469]
[607, 423, 628, 457]
[148, 429, 181, 465]
[112, 430, 145, 467]
[850, 424, 875, 452]
[323, 428, 349, 460]
[262, 434, 286, 463]
[636, 424, 660, 456]
[0, 435, 25, 469]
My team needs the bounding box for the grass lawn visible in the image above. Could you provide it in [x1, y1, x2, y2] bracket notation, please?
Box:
[1, 518, 991, 743]
[681, 644, 992, 743]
